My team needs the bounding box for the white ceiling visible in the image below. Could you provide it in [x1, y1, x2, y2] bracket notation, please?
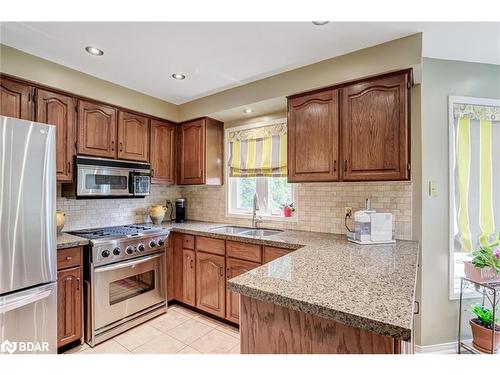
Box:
[1, 22, 499, 105]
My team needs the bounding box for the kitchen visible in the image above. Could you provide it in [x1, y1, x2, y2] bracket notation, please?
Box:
[1, 10, 499, 369]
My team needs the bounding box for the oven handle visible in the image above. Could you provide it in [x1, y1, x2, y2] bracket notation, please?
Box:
[94, 252, 165, 273]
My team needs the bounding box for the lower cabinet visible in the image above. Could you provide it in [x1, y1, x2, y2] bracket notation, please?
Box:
[166, 239, 174, 302]
[226, 258, 260, 323]
[196, 252, 226, 318]
[57, 250, 82, 349]
[182, 248, 196, 306]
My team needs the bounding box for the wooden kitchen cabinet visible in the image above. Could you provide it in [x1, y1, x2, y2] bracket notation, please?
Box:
[263, 246, 292, 263]
[173, 234, 184, 301]
[77, 100, 117, 158]
[57, 246, 83, 349]
[166, 237, 174, 302]
[196, 252, 226, 318]
[226, 258, 260, 323]
[182, 248, 196, 306]
[117, 111, 149, 162]
[36, 89, 76, 182]
[150, 119, 175, 184]
[341, 72, 410, 181]
[287, 89, 339, 182]
[178, 117, 223, 185]
[0, 77, 33, 120]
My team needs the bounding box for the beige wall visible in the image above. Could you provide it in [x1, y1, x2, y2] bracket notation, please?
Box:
[419, 58, 500, 346]
[0, 44, 179, 121]
[179, 33, 422, 121]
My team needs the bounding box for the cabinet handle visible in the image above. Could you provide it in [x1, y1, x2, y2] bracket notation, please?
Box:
[190, 259, 194, 269]
[66, 256, 72, 261]
[344, 160, 348, 172]
[219, 266, 224, 277]
[111, 141, 115, 151]
[333, 160, 337, 172]
[226, 268, 230, 279]
[76, 278, 80, 291]
[119, 142, 123, 152]
[151, 169, 155, 178]
[67, 161, 71, 174]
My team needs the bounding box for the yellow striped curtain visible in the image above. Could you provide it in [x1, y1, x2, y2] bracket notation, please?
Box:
[228, 123, 287, 177]
[453, 103, 500, 252]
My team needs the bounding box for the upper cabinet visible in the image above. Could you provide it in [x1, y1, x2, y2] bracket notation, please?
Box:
[0, 77, 33, 121]
[77, 100, 117, 159]
[288, 89, 339, 182]
[287, 70, 411, 182]
[36, 89, 76, 182]
[341, 73, 410, 181]
[117, 111, 149, 162]
[178, 117, 223, 185]
[150, 119, 175, 184]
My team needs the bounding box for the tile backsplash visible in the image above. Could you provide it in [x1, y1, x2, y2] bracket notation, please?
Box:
[57, 181, 412, 240]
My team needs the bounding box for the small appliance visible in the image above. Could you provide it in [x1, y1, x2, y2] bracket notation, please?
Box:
[175, 198, 186, 223]
[62, 156, 151, 198]
[347, 199, 395, 245]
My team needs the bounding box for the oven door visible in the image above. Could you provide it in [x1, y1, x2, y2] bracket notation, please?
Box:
[77, 165, 132, 197]
[93, 252, 165, 330]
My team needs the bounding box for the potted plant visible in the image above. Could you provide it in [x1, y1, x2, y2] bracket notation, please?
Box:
[463, 240, 500, 283]
[280, 202, 295, 218]
[469, 304, 500, 353]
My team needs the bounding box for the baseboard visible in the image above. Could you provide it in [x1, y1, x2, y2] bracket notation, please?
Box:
[415, 340, 467, 354]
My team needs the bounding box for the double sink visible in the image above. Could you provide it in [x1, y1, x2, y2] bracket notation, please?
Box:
[210, 226, 283, 237]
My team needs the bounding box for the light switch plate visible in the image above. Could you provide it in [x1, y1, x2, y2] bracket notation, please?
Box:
[429, 181, 438, 197]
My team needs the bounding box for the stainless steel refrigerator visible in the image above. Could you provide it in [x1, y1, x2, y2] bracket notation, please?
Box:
[0, 115, 57, 354]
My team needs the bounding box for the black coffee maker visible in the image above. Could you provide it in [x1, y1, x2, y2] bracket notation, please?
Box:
[175, 198, 186, 223]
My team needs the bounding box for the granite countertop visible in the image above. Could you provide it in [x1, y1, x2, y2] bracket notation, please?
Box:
[57, 232, 89, 249]
[160, 221, 419, 341]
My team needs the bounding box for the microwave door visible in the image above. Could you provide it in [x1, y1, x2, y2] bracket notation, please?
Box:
[77, 166, 132, 197]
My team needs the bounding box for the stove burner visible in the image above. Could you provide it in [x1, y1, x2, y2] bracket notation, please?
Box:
[69, 224, 162, 240]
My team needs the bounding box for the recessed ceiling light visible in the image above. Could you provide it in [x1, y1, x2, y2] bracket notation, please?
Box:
[172, 73, 186, 80]
[85, 46, 104, 56]
[243, 109, 253, 114]
[312, 21, 329, 26]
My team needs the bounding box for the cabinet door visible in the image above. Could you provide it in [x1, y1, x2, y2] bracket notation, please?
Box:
[179, 119, 205, 184]
[150, 119, 175, 184]
[57, 266, 82, 348]
[341, 73, 410, 181]
[166, 241, 174, 302]
[226, 258, 260, 323]
[77, 100, 117, 158]
[196, 252, 225, 318]
[0, 77, 33, 120]
[287, 89, 339, 182]
[182, 248, 196, 306]
[36, 89, 75, 182]
[117, 111, 149, 162]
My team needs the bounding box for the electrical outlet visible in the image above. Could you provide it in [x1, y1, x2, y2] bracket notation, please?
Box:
[344, 207, 352, 218]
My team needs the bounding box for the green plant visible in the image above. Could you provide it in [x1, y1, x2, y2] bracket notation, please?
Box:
[471, 304, 499, 329]
[471, 240, 500, 274]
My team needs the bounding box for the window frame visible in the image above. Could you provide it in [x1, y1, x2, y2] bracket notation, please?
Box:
[224, 118, 297, 222]
[448, 95, 500, 299]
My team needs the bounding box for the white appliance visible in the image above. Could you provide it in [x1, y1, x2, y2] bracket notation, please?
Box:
[0, 115, 57, 354]
[347, 199, 395, 245]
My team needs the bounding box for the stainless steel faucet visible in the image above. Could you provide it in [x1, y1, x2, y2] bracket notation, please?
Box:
[252, 193, 263, 228]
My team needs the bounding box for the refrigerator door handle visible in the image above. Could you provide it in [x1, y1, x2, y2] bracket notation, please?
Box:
[0, 289, 52, 314]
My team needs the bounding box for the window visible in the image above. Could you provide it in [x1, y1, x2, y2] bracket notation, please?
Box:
[226, 119, 295, 219]
[449, 96, 500, 298]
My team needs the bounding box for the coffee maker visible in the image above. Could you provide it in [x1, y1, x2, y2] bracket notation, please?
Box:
[175, 198, 186, 223]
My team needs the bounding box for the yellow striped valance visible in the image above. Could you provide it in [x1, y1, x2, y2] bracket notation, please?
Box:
[228, 124, 287, 177]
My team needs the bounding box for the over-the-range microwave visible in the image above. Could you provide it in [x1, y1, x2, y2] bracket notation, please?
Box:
[62, 156, 151, 198]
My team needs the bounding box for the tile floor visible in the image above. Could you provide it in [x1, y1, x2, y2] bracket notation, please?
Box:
[66, 305, 240, 354]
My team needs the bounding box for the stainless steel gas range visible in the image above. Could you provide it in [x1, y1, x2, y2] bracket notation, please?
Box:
[69, 224, 169, 347]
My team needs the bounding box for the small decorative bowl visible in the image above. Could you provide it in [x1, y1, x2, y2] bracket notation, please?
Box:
[56, 210, 65, 236]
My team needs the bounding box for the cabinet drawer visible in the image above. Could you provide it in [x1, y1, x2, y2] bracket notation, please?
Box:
[263, 246, 292, 263]
[182, 234, 195, 249]
[196, 236, 225, 256]
[227, 241, 262, 263]
[57, 247, 82, 270]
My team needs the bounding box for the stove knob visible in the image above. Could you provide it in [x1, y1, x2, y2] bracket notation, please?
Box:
[101, 249, 110, 258]
[157, 238, 165, 247]
[149, 240, 157, 248]
[113, 247, 121, 256]
[138, 244, 145, 252]
[126, 246, 134, 255]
